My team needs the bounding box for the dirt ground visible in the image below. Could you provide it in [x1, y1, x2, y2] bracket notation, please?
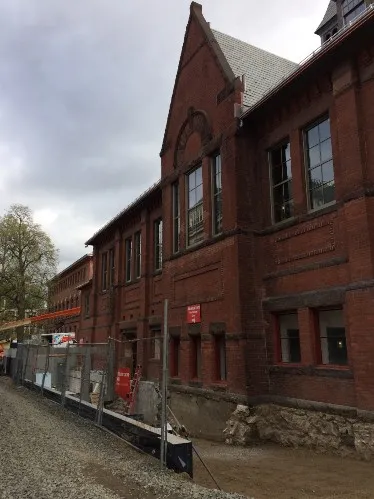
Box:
[192, 439, 374, 499]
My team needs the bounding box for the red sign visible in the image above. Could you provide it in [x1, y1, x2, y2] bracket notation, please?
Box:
[187, 304, 201, 324]
[115, 368, 131, 399]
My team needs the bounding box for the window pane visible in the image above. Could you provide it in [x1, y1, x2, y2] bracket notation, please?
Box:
[195, 184, 203, 204]
[320, 139, 333, 163]
[272, 164, 283, 185]
[195, 166, 202, 187]
[310, 166, 323, 188]
[322, 160, 334, 183]
[319, 309, 347, 365]
[307, 125, 319, 148]
[189, 189, 196, 208]
[271, 148, 282, 167]
[188, 171, 196, 190]
[310, 186, 324, 210]
[319, 119, 331, 141]
[270, 142, 293, 223]
[323, 181, 335, 204]
[284, 143, 291, 162]
[308, 145, 321, 168]
[279, 314, 300, 363]
[283, 180, 292, 202]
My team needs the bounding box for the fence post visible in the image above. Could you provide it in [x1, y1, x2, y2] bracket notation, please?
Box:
[160, 299, 169, 469]
[80, 345, 91, 406]
[106, 338, 115, 402]
[96, 342, 110, 426]
[61, 342, 70, 407]
[31, 346, 40, 390]
[22, 344, 30, 385]
[41, 344, 50, 397]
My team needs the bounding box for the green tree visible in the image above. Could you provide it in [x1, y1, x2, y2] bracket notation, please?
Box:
[0, 204, 59, 342]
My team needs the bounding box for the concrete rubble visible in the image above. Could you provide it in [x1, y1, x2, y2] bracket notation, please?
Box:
[224, 403, 374, 460]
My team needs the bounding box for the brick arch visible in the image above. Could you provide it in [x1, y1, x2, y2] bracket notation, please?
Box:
[174, 108, 212, 168]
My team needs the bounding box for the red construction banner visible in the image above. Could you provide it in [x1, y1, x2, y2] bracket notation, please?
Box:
[115, 368, 131, 399]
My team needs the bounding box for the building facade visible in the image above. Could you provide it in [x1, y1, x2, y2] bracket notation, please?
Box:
[77, 1, 374, 436]
[48, 254, 93, 336]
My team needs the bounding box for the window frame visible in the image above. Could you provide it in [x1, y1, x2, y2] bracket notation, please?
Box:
[125, 237, 132, 283]
[84, 293, 90, 318]
[109, 247, 115, 287]
[134, 231, 141, 279]
[211, 153, 223, 235]
[186, 165, 204, 247]
[275, 312, 301, 365]
[101, 252, 108, 291]
[303, 115, 335, 213]
[170, 336, 181, 378]
[150, 329, 161, 360]
[154, 218, 163, 271]
[172, 181, 180, 254]
[190, 334, 202, 379]
[214, 334, 227, 382]
[316, 308, 348, 367]
[269, 140, 294, 224]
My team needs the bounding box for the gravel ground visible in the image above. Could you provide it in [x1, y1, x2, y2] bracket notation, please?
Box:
[0, 378, 248, 499]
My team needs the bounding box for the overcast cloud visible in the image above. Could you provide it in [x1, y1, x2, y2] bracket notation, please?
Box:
[0, 0, 330, 269]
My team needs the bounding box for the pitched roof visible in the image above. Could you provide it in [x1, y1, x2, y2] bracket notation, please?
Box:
[315, 1, 338, 34]
[212, 29, 298, 108]
[85, 180, 161, 246]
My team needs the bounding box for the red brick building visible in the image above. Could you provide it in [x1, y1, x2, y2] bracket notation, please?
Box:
[48, 254, 93, 336]
[81, 1, 374, 436]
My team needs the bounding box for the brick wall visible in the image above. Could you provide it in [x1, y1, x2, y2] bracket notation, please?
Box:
[81, 5, 374, 416]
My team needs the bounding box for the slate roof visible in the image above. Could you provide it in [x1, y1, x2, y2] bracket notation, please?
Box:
[315, 1, 338, 33]
[212, 29, 298, 108]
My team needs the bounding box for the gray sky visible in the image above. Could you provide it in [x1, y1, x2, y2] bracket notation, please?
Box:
[0, 0, 330, 270]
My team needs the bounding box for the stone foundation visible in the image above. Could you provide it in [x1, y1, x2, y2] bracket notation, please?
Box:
[224, 404, 374, 460]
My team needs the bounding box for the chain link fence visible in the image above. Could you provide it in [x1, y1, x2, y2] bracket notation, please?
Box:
[15, 341, 113, 425]
[8, 336, 193, 477]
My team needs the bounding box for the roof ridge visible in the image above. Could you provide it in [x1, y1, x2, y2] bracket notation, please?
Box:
[211, 28, 298, 65]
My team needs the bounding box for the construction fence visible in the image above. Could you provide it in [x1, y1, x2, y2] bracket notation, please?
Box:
[15, 341, 114, 424]
[9, 337, 193, 477]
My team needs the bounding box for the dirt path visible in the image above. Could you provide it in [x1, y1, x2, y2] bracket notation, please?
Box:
[192, 439, 374, 498]
[0, 378, 243, 499]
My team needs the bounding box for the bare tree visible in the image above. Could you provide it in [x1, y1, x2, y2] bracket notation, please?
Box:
[0, 204, 59, 342]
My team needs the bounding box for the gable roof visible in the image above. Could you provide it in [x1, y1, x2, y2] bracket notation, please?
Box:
[212, 29, 298, 108]
[315, 1, 338, 34]
[160, 2, 235, 156]
[85, 180, 161, 246]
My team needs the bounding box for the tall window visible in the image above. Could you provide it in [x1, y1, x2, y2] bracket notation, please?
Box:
[134, 231, 141, 279]
[150, 329, 161, 360]
[190, 335, 202, 379]
[125, 238, 132, 282]
[101, 252, 108, 291]
[270, 142, 293, 223]
[84, 293, 90, 318]
[215, 334, 227, 381]
[172, 182, 180, 253]
[278, 313, 301, 363]
[170, 336, 180, 377]
[318, 309, 347, 366]
[187, 166, 203, 246]
[305, 117, 335, 210]
[109, 248, 115, 287]
[154, 219, 163, 271]
[212, 154, 223, 234]
[342, 0, 366, 24]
